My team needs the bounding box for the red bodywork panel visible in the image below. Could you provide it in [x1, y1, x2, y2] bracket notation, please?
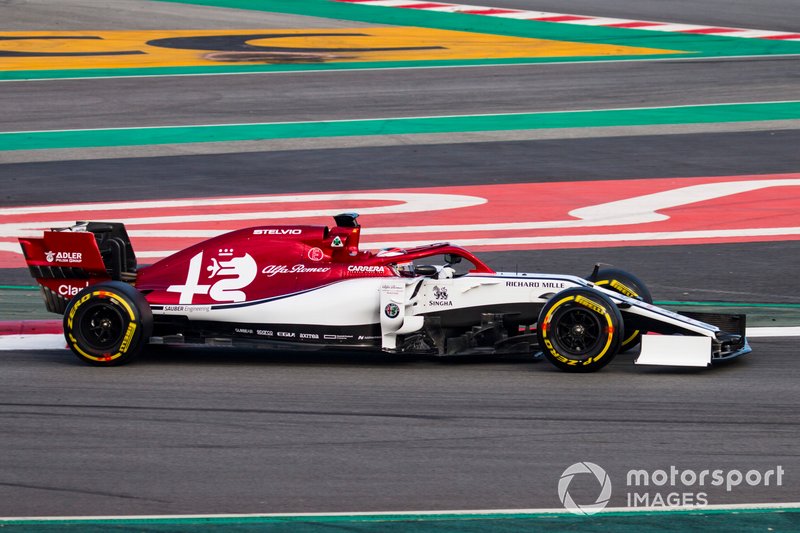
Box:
[19, 230, 108, 273]
[18, 220, 494, 310]
[136, 224, 494, 306]
[19, 230, 111, 301]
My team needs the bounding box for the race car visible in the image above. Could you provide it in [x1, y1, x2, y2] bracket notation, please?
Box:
[18, 213, 750, 371]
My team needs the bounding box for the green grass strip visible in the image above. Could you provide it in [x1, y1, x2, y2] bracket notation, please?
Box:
[2, 101, 799, 151]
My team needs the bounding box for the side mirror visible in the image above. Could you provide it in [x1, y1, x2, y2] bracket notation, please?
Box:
[444, 253, 462, 265]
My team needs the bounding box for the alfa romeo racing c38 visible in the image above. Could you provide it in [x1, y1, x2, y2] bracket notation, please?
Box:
[18, 213, 750, 371]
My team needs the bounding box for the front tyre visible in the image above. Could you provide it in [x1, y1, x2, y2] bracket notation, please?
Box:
[63, 281, 152, 366]
[586, 267, 652, 353]
[537, 288, 623, 372]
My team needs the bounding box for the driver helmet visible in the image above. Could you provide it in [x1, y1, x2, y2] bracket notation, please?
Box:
[394, 261, 415, 276]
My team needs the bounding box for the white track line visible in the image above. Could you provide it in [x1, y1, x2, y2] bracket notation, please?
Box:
[0, 334, 64, 351]
[1, 501, 799, 521]
[746, 327, 800, 337]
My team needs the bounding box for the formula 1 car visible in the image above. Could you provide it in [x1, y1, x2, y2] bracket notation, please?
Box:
[18, 213, 750, 371]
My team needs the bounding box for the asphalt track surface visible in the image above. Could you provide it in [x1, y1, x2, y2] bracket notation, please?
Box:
[0, 339, 797, 517]
[2, 60, 800, 131]
[1, 0, 799, 520]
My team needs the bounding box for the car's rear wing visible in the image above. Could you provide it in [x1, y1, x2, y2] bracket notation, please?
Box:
[18, 222, 137, 314]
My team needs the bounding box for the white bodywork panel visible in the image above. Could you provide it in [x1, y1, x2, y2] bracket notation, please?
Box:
[635, 335, 712, 367]
[152, 270, 721, 362]
[156, 277, 387, 326]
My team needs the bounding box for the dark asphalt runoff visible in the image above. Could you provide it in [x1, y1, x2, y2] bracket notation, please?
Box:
[1, 0, 798, 519]
[3, 130, 799, 206]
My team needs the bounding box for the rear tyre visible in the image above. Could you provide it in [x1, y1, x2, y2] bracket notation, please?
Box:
[537, 288, 623, 372]
[63, 281, 152, 366]
[586, 267, 652, 353]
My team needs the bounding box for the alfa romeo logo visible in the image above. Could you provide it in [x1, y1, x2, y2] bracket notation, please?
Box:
[384, 303, 400, 318]
[558, 462, 612, 515]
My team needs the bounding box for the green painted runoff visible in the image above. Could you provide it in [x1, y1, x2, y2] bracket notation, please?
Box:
[2, 101, 799, 151]
[0, 507, 798, 532]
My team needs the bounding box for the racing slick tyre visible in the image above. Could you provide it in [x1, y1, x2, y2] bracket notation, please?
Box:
[586, 267, 652, 353]
[63, 281, 152, 366]
[538, 288, 623, 372]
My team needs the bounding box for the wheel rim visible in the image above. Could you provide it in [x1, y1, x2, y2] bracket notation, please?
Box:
[553, 308, 603, 357]
[77, 301, 126, 352]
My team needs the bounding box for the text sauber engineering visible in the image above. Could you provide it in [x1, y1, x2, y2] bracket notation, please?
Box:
[18, 213, 750, 371]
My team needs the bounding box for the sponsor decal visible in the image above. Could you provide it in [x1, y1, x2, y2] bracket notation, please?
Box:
[323, 334, 354, 340]
[380, 281, 405, 297]
[58, 282, 88, 296]
[299, 333, 319, 340]
[358, 335, 381, 340]
[118, 321, 137, 354]
[65, 292, 91, 329]
[307, 247, 324, 261]
[506, 281, 538, 288]
[277, 331, 295, 338]
[261, 264, 332, 277]
[46, 250, 82, 263]
[347, 265, 386, 273]
[235, 328, 254, 334]
[433, 286, 448, 300]
[384, 303, 400, 318]
[167, 249, 257, 304]
[331, 236, 344, 248]
[505, 280, 566, 289]
[609, 279, 637, 297]
[256, 329, 273, 336]
[575, 295, 607, 316]
[161, 304, 210, 313]
[253, 228, 302, 235]
[428, 285, 453, 307]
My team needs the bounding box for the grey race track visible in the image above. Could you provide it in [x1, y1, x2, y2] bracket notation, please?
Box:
[2, 59, 799, 132]
[0, 0, 798, 517]
[0, 339, 797, 517]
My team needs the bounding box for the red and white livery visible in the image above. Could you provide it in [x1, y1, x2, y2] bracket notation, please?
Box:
[19, 214, 750, 371]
